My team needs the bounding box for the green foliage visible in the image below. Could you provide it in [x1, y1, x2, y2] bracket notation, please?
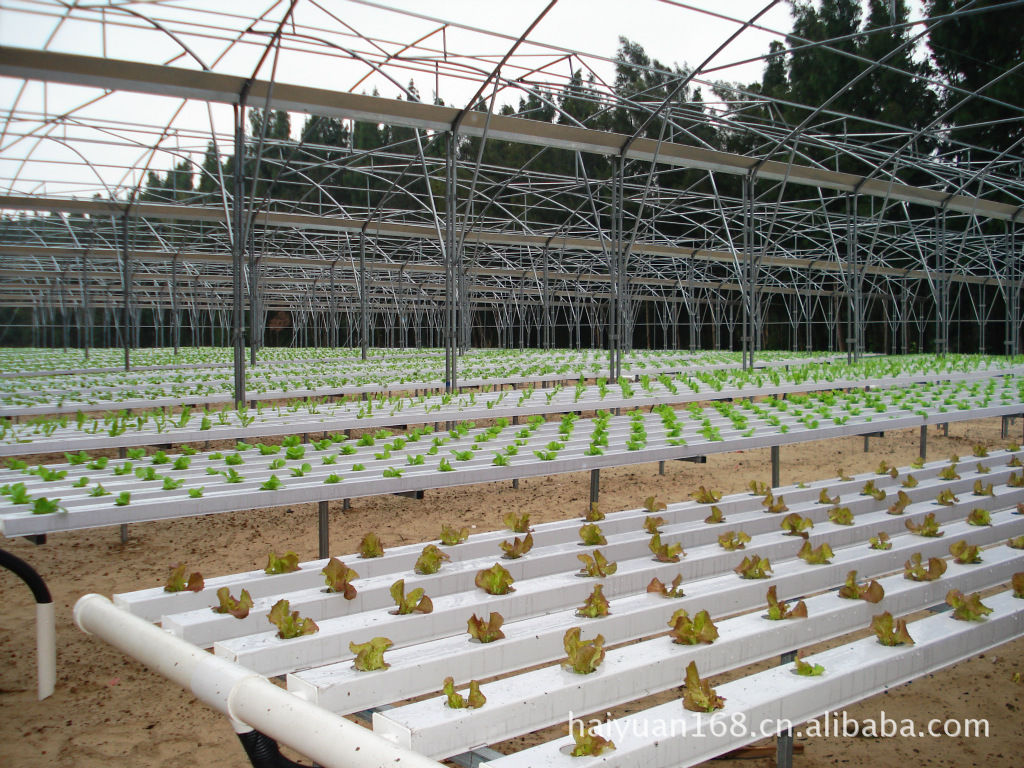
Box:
[648, 532, 684, 562]
[647, 574, 685, 598]
[904, 552, 947, 582]
[322, 558, 358, 599]
[838, 570, 884, 602]
[164, 562, 204, 593]
[576, 584, 611, 619]
[212, 587, 253, 619]
[562, 627, 605, 674]
[765, 585, 807, 621]
[681, 661, 725, 713]
[945, 589, 993, 622]
[439, 524, 469, 546]
[475, 563, 515, 595]
[358, 532, 384, 558]
[871, 611, 914, 646]
[577, 549, 617, 577]
[734, 554, 772, 579]
[667, 608, 718, 645]
[390, 579, 433, 615]
[265, 550, 300, 574]
[907, 512, 944, 537]
[466, 612, 505, 643]
[500, 532, 533, 559]
[267, 599, 318, 639]
[442, 677, 486, 709]
[718, 530, 751, 551]
[414, 544, 450, 575]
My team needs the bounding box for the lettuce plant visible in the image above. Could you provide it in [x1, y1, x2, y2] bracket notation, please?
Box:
[871, 612, 914, 646]
[442, 677, 485, 709]
[902, 474, 919, 488]
[668, 608, 718, 645]
[972, 480, 994, 497]
[322, 558, 359, 598]
[875, 460, 891, 475]
[682, 661, 725, 713]
[114, 491, 131, 506]
[694, 486, 722, 504]
[703, 506, 725, 524]
[798, 541, 833, 565]
[938, 464, 960, 481]
[267, 599, 318, 639]
[887, 490, 912, 515]
[945, 589, 993, 621]
[966, 508, 992, 526]
[904, 552, 947, 581]
[577, 550, 617, 577]
[415, 544, 450, 575]
[793, 652, 825, 677]
[907, 512, 944, 536]
[818, 488, 839, 505]
[734, 554, 771, 579]
[582, 502, 605, 523]
[976, 462, 991, 475]
[869, 531, 892, 550]
[828, 506, 854, 525]
[31, 497, 65, 515]
[910, 456, 926, 469]
[647, 574, 684, 598]
[1008, 472, 1024, 488]
[949, 540, 982, 564]
[265, 550, 300, 574]
[649, 533, 684, 562]
[718, 530, 751, 551]
[838, 570, 884, 602]
[358, 532, 384, 558]
[576, 584, 611, 618]
[1013, 573, 1024, 598]
[260, 474, 284, 491]
[475, 563, 515, 595]
[389, 579, 433, 615]
[972, 444, 989, 458]
[780, 513, 813, 538]
[350, 637, 392, 671]
[569, 727, 615, 757]
[1009, 455, 1024, 468]
[503, 512, 531, 533]
[765, 585, 807, 620]
[642, 515, 666, 534]
[562, 627, 605, 674]
[860, 480, 886, 502]
[748, 480, 770, 495]
[643, 496, 668, 514]
[212, 587, 253, 619]
[500, 532, 533, 559]
[836, 469, 853, 481]
[439, 524, 469, 546]
[1008, 535, 1024, 550]
[466, 612, 505, 642]
[164, 562, 204, 593]
[579, 523, 606, 546]
[762, 492, 788, 514]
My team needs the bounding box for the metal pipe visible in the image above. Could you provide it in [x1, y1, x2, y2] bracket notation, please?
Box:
[0, 548, 55, 700]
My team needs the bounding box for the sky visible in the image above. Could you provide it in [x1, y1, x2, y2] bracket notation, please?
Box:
[0, 0, 930, 196]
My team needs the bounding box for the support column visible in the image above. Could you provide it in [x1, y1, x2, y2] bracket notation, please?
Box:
[230, 101, 247, 407]
[318, 501, 330, 559]
[771, 445, 780, 489]
[589, 469, 600, 509]
[919, 424, 928, 460]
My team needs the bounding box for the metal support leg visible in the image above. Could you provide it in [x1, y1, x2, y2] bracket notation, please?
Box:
[863, 434, 870, 452]
[1002, 416, 1010, 439]
[658, 460, 666, 476]
[118, 445, 129, 543]
[318, 501, 330, 559]
[771, 445, 780, 488]
[919, 424, 928, 461]
[342, 498, 350, 512]
[777, 650, 797, 768]
[589, 469, 600, 508]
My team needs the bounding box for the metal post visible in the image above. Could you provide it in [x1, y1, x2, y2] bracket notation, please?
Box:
[359, 232, 369, 360]
[864, 434, 870, 452]
[776, 651, 797, 768]
[119, 212, 131, 371]
[771, 445, 780, 488]
[589, 468, 600, 508]
[658, 460, 666, 476]
[318, 501, 330, 559]
[171, 253, 180, 355]
[230, 102, 247, 407]
[919, 424, 928, 460]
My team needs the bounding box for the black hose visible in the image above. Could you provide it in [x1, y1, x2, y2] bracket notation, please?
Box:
[236, 729, 309, 768]
[0, 547, 52, 604]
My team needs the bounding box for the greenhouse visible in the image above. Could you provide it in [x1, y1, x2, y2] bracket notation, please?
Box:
[1, 2, 1023, 767]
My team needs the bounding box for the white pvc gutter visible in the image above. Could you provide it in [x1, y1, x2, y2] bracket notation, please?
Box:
[73, 593, 441, 768]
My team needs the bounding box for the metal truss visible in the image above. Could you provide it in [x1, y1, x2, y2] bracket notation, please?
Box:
[0, 0, 1022, 394]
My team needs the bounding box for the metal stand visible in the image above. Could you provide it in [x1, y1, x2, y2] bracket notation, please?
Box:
[589, 469, 600, 508]
[920, 424, 928, 460]
[771, 445, 780, 488]
[658, 460, 666, 476]
[318, 501, 329, 559]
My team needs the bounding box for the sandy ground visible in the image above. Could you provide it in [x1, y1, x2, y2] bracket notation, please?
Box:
[2, 416, 1023, 768]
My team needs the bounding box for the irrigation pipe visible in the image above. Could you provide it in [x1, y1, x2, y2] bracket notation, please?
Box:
[0, 547, 55, 700]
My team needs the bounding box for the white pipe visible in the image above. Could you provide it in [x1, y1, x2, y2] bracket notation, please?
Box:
[73, 594, 441, 768]
[36, 601, 55, 700]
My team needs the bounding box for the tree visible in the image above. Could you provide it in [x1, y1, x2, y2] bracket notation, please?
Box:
[926, 0, 1024, 152]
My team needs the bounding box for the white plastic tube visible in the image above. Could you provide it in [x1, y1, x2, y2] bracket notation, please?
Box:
[36, 601, 55, 700]
[74, 593, 440, 768]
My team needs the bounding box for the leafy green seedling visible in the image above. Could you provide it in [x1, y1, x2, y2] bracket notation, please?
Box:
[887, 490, 912, 515]
[718, 530, 751, 551]
[577, 549, 617, 577]
[647, 574, 685, 598]
[188, 487, 204, 499]
[902, 474, 919, 488]
[212, 587, 253, 619]
[668, 608, 718, 645]
[735, 554, 772, 579]
[966, 508, 992, 526]
[576, 584, 611, 618]
[390, 579, 433, 615]
[415, 544, 450, 575]
[838, 570, 884, 602]
[164, 563, 204, 593]
[578, 523, 606, 546]
[869, 531, 892, 550]
[765, 585, 807, 620]
[350, 636, 393, 671]
[643, 515, 666, 534]
[682, 661, 725, 713]
[797, 541, 834, 564]
[475, 563, 515, 595]
[442, 677, 486, 709]
[31, 497, 65, 515]
[949, 539, 982, 564]
[793, 652, 825, 677]
[503, 511, 532, 533]
[828, 506, 855, 525]
[583, 502, 605, 522]
[694, 486, 722, 504]
[114, 491, 131, 506]
[818, 488, 839, 505]
[562, 627, 605, 674]
[568, 725, 615, 757]
[780, 513, 813, 538]
[704, 506, 725, 524]
[358, 532, 384, 558]
[871, 612, 914, 646]
[945, 589, 993, 621]
[904, 552, 947, 581]
[906, 512, 944, 536]
[267, 599, 317, 639]
[265, 550, 300, 574]
[439, 524, 469, 546]
[649, 533, 684, 562]
[500, 532, 533, 559]
[938, 464, 960, 481]
[972, 479, 994, 497]
[322, 558, 359, 599]
[466, 612, 505, 643]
